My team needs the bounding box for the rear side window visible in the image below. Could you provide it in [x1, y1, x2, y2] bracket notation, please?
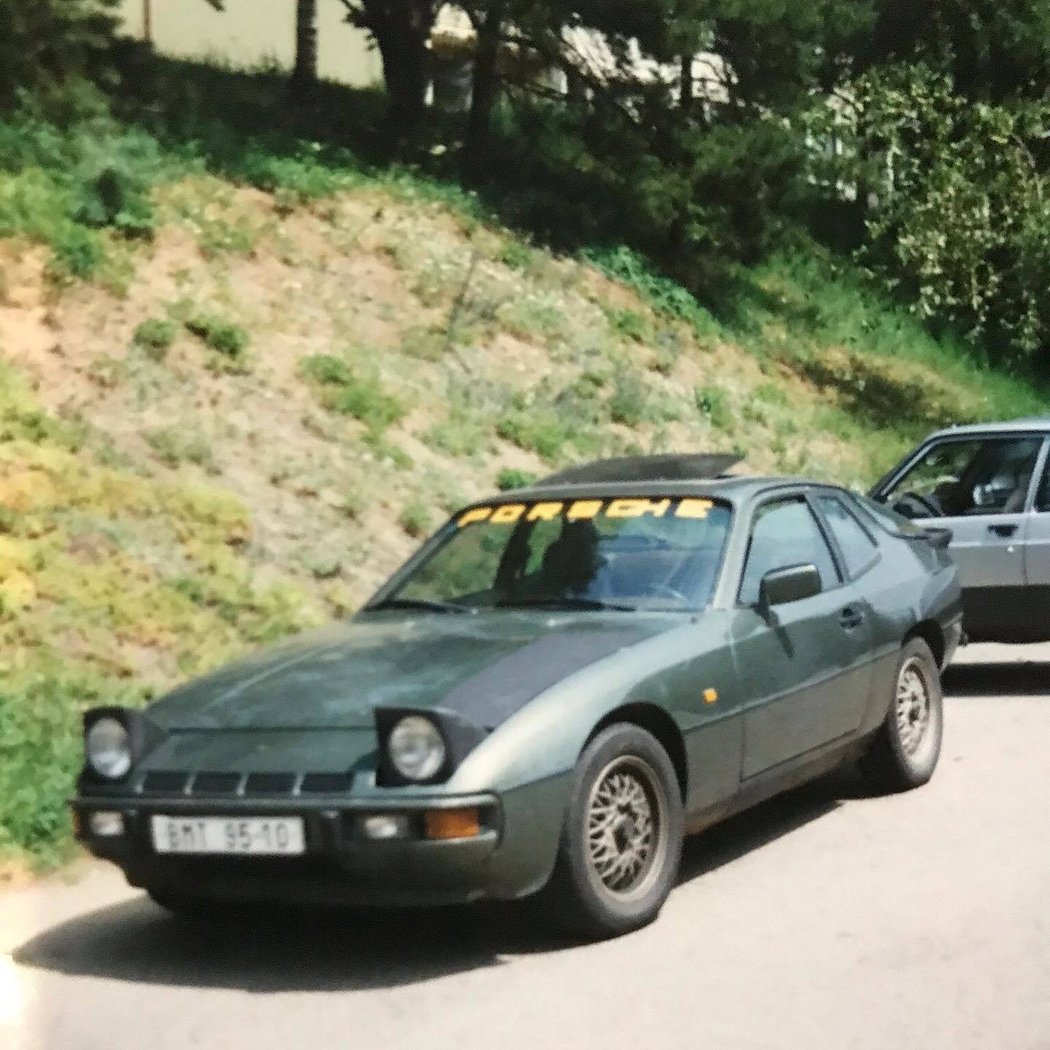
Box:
[739, 497, 840, 605]
[817, 495, 879, 578]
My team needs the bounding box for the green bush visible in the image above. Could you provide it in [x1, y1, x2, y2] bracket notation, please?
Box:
[496, 467, 536, 490]
[185, 313, 250, 359]
[820, 66, 1050, 366]
[695, 386, 732, 431]
[0, 0, 118, 110]
[132, 317, 177, 358]
[299, 353, 405, 433]
[609, 375, 651, 427]
[398, 500, 431, 538]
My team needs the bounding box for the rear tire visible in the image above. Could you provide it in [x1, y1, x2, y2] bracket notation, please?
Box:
[860, 637, 943, 793]
[541, 723, 683, 940]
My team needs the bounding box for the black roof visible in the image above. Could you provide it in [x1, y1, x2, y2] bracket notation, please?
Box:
[540, 453, 743, 486]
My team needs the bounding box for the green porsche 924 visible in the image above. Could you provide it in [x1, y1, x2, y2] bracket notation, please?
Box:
[72, 454, 962, 939]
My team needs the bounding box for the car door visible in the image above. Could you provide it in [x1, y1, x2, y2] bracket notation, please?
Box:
[729, 494, 874, 778]
[1021, 443, 1050, 632]
[873, 434, 1045, 639]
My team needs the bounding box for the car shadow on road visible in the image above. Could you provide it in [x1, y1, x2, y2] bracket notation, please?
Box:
[14, 769, 865, 992]
[677, 765, 863, 885]
[944, 661, 1049, 698]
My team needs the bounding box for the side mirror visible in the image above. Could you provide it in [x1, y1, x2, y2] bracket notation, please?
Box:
[921, 527, 953, 551]
[759, 564, 821, 609]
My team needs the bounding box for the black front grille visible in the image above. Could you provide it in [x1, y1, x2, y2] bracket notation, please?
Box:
[140, 770, 354, 798]
[244, 772, 297, 795]
[299, 772, 354, 794]
[141, 771, 189, 794]
[191, 772, 242, 795]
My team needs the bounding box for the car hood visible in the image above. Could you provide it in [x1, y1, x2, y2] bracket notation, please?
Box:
[148, 611, 677, 732]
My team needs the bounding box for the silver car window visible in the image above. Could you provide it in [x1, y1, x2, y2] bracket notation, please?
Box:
[883, 437, 1042, 516]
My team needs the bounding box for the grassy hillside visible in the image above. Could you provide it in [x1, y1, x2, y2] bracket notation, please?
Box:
[2, 69, 1048, 876]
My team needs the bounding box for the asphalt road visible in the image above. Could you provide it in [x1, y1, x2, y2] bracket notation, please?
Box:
[3, 643, 1048, 1050]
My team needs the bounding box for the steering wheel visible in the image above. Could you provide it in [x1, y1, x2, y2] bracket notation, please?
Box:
[892, 492, 942, 519]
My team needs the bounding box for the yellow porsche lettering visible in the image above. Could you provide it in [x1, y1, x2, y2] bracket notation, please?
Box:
[675, 498, 713, 519]
[490, 503, 527, 525]
[458, 506, 493, 527]
[703, 688, 719, 704]
[606, 498, 672, 519]
[526, 502, 564, 522]
[567, 500, 603, 520]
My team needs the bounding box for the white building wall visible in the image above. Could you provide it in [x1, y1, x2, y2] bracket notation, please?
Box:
[116, 0, 383, 87]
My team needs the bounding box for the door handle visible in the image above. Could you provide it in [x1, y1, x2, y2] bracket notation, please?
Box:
[988, 523, 1018, 537]
[839, 606, 864, 631]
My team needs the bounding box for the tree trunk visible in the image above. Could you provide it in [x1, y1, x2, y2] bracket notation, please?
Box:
[679, 53, 692, 113]
[291, 0, 319, 91]
[359, 0, 435, 132]
[463, 2, 505, 181]
[374, 25, 430, 128]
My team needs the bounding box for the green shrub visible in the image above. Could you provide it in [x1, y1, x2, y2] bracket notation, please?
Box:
[185, 313, 250, 359]
[695, 385, 732, 431]
[499, 240, 534, 270]
[132, 317, 177, 358]
[586, 245, 723, 341]
[0, 0, 118, 110]
[0, 672, 114, 867]
[398, 500, 431, 538]
[606, 307, 652, 343]
[146, 425, 215, 470]
[497, 412, 573, 461]
[496, 467, 536, 490]
[608, 376, 649, 427]
[299, 353, 405, 433]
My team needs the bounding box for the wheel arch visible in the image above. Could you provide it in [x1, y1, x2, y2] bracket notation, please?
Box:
[588, 703, 688, 803]
[905, 618, 945, 668]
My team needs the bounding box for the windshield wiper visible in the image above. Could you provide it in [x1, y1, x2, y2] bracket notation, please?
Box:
[496, 596, 636, 612]
[366, 597, 472, 615]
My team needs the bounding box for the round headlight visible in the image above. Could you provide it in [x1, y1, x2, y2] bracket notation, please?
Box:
[86, 717, 132, 780]
[388, 715, 446, 781]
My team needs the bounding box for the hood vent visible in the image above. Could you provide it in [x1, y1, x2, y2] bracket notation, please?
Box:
[299, 772, 354, 794]
[192, 772, 242, 795]
[244, 772, 297, 795]
[139, 769, 354, 797]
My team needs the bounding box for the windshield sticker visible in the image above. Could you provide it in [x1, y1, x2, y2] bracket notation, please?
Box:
[457, 497, 713, 528]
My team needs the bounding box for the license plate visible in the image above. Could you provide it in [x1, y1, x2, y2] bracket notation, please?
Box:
[150, 815, 305, 856]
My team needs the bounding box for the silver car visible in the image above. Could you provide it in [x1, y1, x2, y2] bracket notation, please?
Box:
[870, 418, 1050, 643]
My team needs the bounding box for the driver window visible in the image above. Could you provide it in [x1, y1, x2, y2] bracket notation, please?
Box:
[739, 498, 839, 606]
[884, 437, 1043, 518]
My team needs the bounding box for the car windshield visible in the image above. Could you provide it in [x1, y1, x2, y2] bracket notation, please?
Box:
[371, 496, 732, 613]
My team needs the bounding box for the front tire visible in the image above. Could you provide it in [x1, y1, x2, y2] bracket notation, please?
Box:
[860, 637, 943, 793]
[542, 723, 683, 940]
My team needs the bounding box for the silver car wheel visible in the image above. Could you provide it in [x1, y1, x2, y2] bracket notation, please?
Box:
[586, 755, 668, 901]
[895, 657, 932, 756]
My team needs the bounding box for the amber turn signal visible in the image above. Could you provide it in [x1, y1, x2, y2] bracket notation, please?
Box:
[424, 807, 481, 840]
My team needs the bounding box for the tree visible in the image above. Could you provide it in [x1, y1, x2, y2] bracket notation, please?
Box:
[842, 66, 1050, 363]
[290, 0, 320, 92]
[854, 0, 1050, 104]
[0, 0, 119, 111]
[347, 0, 440, 127]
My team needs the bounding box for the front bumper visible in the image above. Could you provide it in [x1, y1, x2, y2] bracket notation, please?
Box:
[71, 792, 516, 907]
